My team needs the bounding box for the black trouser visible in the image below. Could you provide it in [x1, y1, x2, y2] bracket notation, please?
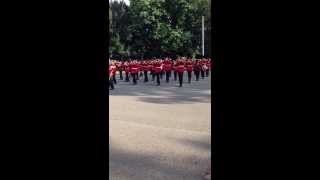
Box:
[132, 73, 137, 84]
[160, 71, 163, 79]
[125, 72, 129, 82]
[178, 72, 183, 87]
[140, 71, 143, 77]
[165, 71, 170, 82]
[201, 70, 205, 79]
[152, 71, 155, 81]
[156, 73, 160, 85]
[174, 71, 177, 81]
[113, 75, 117, 84]
[195, 71, 200, 81]
[109, 78, 114, 90]
[187, 71, 192, 83]
[119, 70, 123, 80]
[144, 71, 148, 82]
[206, 69, 209, 77]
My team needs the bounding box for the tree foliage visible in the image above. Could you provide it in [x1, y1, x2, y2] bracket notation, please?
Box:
[108, 0, 211, 58]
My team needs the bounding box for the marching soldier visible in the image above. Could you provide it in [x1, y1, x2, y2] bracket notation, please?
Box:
[173, 60, 177, 81]
[135, 60, 140, 81]
[118, 61, 124, 80]
[109, 61, 117, 90]
[154, 60, 162, 86]
[151, 60, 156, 81]
[163, 58, 172, 83]
[176, 59, 185, 87]
[130, 60, 139, 85]
[200, 59, 205, 79]
[193, 60, 201, 81]
[148, 60, 153, 81]
[141, 60, 149, 82]
[108, 57, 212, 90]
[111, 60, 117, 85]
[168, 58, 173, 78]
[186, 59, 193, 83]
[124, 61, 130, 82]
[160, 59, 165, 80]
[205, 59, 211, 77]
[139, 61, 143, 78]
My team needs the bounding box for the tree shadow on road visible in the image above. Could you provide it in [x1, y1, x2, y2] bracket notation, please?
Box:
[109, 76, 211, 104]
[167, 135, 212, 153]
[137, 95, 211, 104]
[109, 136, 211, 180]
[110, 146, 204, 180]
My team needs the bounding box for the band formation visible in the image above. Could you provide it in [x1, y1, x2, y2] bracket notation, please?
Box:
[108, 57, 213, 90]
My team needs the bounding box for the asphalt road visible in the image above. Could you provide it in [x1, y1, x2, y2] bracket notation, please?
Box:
[109, 72, 211, 180]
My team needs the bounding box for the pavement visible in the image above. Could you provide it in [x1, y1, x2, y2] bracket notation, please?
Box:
[109, 73, 211, 180]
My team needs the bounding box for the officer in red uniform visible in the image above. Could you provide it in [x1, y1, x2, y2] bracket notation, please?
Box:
[186, 59, 193, 83]
[147, 60, 153, 81]
[168, 58, 173, 78]
[193, 60, 201, 81]
[163, 58, 172, 83]
[124, 61, 130, 82]
[135, 60, 141, 81]
[151, 60, 156, 81]
[200, 59, 205, 79]
[118, 61, 124, 80]
[176, 59, 185, 87]
[154, 60, 162, 86]
[138, 61, 143, 78]
[109, 61, 117, 90]
[173, 60, 177, 81]
[111, 60, 117, 85]
[205, 59, 211, 77]
[130, 60, 139, 85]
[141, 60, 149, 82]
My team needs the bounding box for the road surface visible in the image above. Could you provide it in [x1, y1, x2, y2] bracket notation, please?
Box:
[109, 73, 211, 180]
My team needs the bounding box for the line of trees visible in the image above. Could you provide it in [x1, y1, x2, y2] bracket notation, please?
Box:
[108, 0, 211, 59]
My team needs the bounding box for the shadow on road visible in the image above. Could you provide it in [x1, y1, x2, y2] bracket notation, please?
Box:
[109, 136, 211, 180]
[109, 75, 211, 105]
[167, 134, 211, 153]
[137, 95, 211, 104]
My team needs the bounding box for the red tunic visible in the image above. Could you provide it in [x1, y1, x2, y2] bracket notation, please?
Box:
[201, 60, 208, 71]
[154, 62, 162, 73]
[141, 62, 148, 71]
[176, 62, 185, 73]
[193, 62, 201, 72]
[124, 63, 130, 73]
[109, 65, 117, 77]
[147, 62, 153, 71]
[186, 62, 193, 72]
[118, 62, 124, 71]
[130, 63, 139, 74]
[163, 60, 172, 71]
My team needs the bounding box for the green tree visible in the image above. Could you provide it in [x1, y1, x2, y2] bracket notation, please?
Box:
[108, 0, 211, 58]
[129, 0, 193, 57]
[109, 0, 130, 56]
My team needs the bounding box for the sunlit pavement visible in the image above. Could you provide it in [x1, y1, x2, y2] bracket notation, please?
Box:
[109, 73, 211, 180]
